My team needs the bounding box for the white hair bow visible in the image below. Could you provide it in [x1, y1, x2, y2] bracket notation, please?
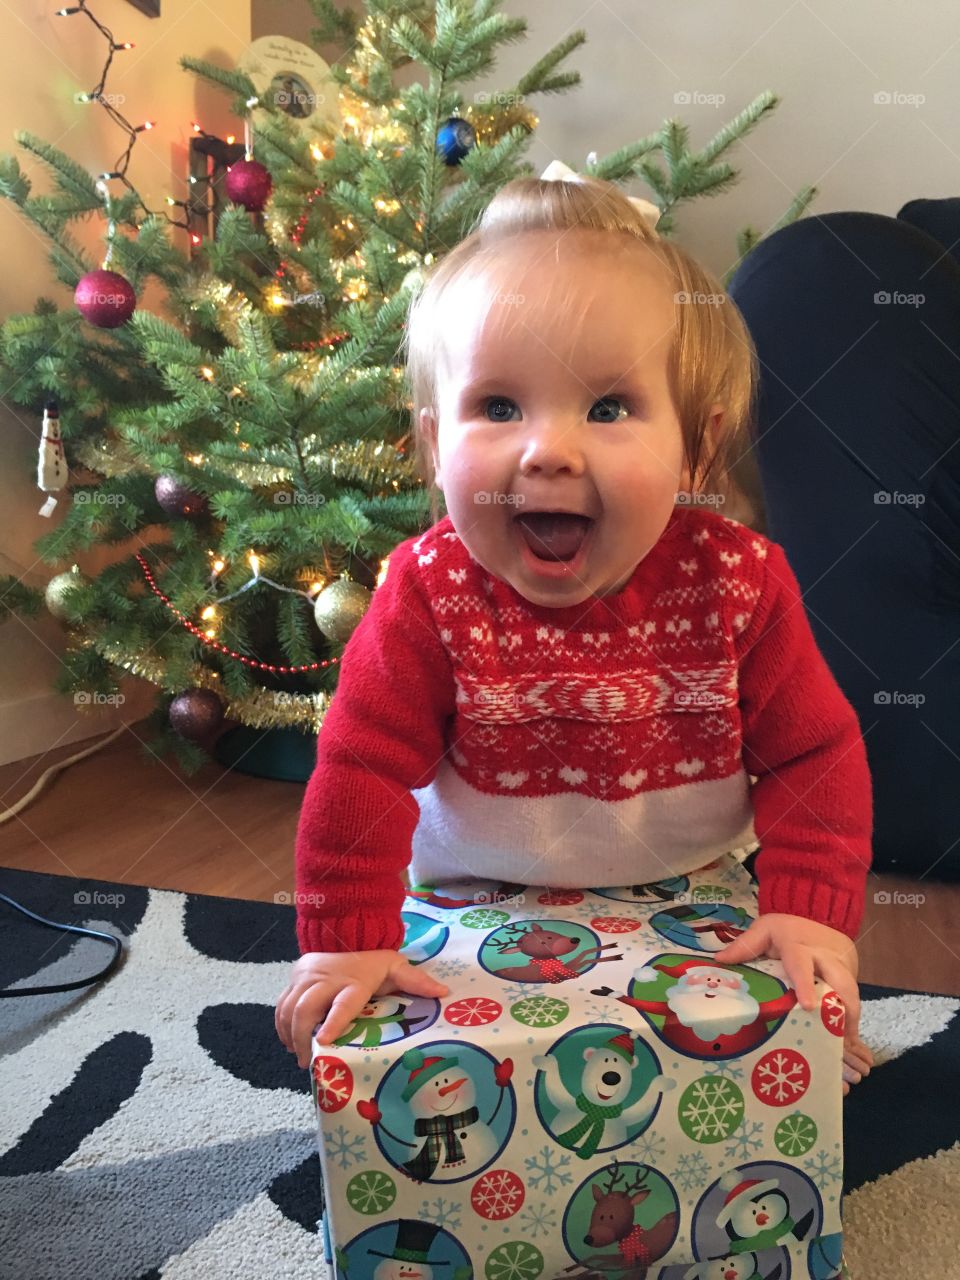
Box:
[539, 158, 661, 229]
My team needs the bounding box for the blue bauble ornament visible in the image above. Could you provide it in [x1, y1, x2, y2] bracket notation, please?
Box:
[436, 116, 476, 165]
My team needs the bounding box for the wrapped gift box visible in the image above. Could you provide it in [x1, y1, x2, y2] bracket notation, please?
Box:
[310, 850, 848, 1280]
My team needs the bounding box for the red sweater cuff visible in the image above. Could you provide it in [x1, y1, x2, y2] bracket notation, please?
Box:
[297, 911, 405, 955]
[757, 873, 864, 940]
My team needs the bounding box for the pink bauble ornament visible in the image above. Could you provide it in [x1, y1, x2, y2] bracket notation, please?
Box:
[74, 269, 136, 328]
[225, 158, 272, 212]
[155, 474, 209, 519]
[169, 688, 224, 741]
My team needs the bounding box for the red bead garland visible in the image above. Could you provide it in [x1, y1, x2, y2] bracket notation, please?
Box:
[136, 552, 339, 675]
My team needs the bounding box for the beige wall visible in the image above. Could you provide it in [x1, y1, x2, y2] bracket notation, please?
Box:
[0, 0, 250, 765]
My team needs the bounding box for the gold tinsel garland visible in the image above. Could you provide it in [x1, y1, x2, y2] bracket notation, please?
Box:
[80, 631, 332, 732]
[73, 434, 422, 490]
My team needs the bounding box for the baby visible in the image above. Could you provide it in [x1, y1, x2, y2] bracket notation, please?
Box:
[275, 168, 874, 1096]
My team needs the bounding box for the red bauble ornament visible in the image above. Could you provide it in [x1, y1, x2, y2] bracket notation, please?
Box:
[169, 688, 224, 741]
[74, 269, 136, 328]
[225, 158, 272, 212]
[155, 474, 209, 519]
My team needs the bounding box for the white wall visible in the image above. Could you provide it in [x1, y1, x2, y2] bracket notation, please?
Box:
[0, 0, 250, 765]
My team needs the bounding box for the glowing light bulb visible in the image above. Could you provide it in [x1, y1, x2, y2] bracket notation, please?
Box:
[201, 605, 217, 621]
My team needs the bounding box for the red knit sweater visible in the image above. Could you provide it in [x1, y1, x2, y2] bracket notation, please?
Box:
[295, 506, 873, 953]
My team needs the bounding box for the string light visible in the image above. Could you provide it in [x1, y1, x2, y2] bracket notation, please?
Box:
[58, 0, 189, 230]
[136, 552, 341, 675]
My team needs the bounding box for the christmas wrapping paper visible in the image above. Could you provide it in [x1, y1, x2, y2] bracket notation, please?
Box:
[310, 849, 848, 1280]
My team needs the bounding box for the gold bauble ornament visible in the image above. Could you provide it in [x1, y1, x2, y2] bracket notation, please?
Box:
[45, 565, 89, 620]
[313, 577, 372, 642]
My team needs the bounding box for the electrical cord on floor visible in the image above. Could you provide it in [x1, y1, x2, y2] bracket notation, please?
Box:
[0, 890, 123, 996]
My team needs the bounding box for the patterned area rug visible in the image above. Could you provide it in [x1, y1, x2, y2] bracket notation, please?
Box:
[0, 867, 957, 1279]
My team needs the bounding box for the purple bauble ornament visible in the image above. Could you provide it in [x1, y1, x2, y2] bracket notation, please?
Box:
[155, 474, 209, 519]
[74, 269, 137, 328]
[169, 688, 224, 741]
[225, 158, 273, 212]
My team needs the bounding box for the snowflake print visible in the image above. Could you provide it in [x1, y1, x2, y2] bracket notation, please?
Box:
[510, 995, 569, 1028]
[461, 907, 510, 929]
[752, 1049, 811, 1106]
[724, 1119, 764, 1162]
[419, 1195, 462, 1230]
[472, 1168, 525, 1220]
[703, 1057, 745, 1083]
[311, 1055, 353, 1112]
[500, 981, 544, 1001]
[433, 956, 469, 980]
[678, 1076, 745, 1143]
[517, 1199, 557, 1239]
[445, 997, 503, 1026]
[346, 1169, 396, 1215]
[775, 1111, 818, 1157]
[524, 1144, 573, 1195]
[485, 1240, 544, 1280]
[325, 1123, 366, 1170]
[804, 1145, 844, 1188]
[590, 915, 644, 933]
[672, 1150, 712, 1192]
[630, 1128, 668, 1164]
[821, 990, 846, 1036]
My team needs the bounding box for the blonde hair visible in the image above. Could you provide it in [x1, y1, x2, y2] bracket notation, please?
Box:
[401, 174, 758, 526]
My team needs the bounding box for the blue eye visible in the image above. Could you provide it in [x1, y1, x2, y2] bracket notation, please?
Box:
[589, 396, 629, 423]
[480, 396, 631, 423]
[483, 397, 518, 422]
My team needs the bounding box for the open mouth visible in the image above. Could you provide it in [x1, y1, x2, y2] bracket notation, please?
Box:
[513, 511, 595, 562]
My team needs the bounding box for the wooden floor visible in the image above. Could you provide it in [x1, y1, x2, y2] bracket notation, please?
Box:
[1, 722, 958, 997]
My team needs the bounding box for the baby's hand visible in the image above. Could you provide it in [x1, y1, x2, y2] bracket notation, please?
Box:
[275, 949, 449, 1069]
[713, 912, 872, 1095]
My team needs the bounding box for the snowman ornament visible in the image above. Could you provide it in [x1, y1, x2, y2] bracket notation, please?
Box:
[38, 399, 67, 516]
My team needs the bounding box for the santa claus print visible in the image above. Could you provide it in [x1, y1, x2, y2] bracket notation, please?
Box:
[591, 956, 797, 1059]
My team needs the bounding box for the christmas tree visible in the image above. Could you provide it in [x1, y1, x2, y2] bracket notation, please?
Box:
[0, 0, 814, 775]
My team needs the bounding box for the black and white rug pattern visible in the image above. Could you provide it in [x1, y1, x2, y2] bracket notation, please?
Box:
[0, 867, 957, 1279]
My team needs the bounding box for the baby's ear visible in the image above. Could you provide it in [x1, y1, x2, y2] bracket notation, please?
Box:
[419, 406, 442, 486]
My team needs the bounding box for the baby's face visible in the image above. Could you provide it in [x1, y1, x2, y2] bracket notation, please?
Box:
[420, 229, 698, 608]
